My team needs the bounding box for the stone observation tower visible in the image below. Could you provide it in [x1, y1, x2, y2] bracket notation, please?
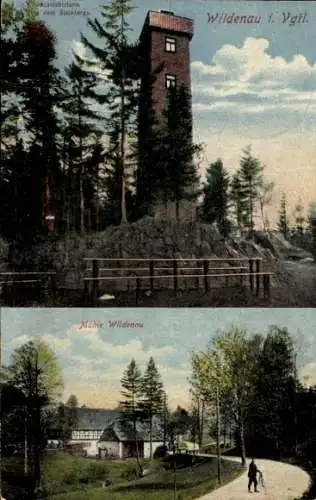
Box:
[138, 10, 196, 220]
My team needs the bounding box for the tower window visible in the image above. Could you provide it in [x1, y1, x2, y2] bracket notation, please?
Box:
[165, 74, 176, 89]
[165, 37, 176, 53]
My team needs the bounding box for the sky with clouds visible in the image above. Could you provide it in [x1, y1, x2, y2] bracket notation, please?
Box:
[11, 0, 316, 224]
[1, 308, 316, 410]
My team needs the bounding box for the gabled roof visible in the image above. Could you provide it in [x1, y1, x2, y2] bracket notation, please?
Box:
[49, 407, 120, 431]
[99, 416, 164, 442]
[76, 408, 120, 430]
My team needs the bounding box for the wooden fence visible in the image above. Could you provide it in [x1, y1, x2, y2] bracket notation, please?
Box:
[83, 257, 274, 305]
[0, 271, 57, 305]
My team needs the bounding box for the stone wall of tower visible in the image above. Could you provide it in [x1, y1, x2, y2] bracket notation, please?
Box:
[150, 30, 192, 116]
[138, 11, 196, 221]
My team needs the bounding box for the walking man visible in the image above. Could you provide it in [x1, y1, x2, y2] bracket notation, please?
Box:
[248, 458, 259, 493]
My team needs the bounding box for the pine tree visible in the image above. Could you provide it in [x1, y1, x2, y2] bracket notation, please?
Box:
[293, 199, 305, 234]
[238, 146, 264, 232]
[141, 357, 164, 460]
[103, 123, 134, 226]
[119, 359, 143, 473]
[158, 85, 201, 219]
[202, 159, 230, 237]
[230, 173, 248, 233]
[277, 192, 289, 238]
[80, 0, 140, 224]
[62, 51, 101, 233]
[258, 181, 274, 233]
[14, 20, 63, 239]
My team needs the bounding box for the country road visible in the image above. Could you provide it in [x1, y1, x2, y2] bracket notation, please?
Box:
[197, 456, 311, 500]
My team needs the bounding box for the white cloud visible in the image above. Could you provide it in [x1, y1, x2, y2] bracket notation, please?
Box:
[191, 37, 316, 114]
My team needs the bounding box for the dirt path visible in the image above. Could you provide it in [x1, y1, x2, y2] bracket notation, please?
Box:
[198, 456, 311, 500]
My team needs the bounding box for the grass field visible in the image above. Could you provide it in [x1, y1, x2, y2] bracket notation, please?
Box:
[2, 453, 244, 500]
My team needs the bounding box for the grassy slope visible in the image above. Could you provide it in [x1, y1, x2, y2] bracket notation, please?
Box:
[45, 455, 243, 500]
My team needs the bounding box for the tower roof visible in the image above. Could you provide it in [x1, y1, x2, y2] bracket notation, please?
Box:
[141, 10, 194, 40]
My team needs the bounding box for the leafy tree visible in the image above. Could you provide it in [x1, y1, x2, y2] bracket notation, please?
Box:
[248, 327, 296, 458]
[277, 192, 289, 238]
[202, 159, 230, 236]
[81, 0, 140, 224]
[191, 328, 258, 466]
[5, 340, 63, 490]
[238, 146, 264, 231]
[119, 359, 143, 473]
[141, 357, 164, 460]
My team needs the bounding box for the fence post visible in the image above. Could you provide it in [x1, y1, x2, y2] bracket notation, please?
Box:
[92, 260, 99, 306]
[84, 279, 89, 306]
[195, 259, 200, 291]
[149, 260, 154, 293]
[255, 259, 260, 296]
[173, 260, 178, 296]
[51, 273, 57, 306]
[249, 259, 254, 294]
[135, 277, 141, 305]
[203, 260, 209, 292]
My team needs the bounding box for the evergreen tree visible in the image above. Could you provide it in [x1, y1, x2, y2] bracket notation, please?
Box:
[293, 199, 305, 234]
[158, 85, 201, 219]
[202, 159, 230, 237]
[103, 122, 134, 226]
[258, 181, 274, 232]
[65, 394, 79, 431]
[230, 173, 248, 233]
[277, 192, 289, 238]
[80, 0, 140, 224]
[238, 146, 264, 231]
[13, 20, 63, 240]
[119, 359, 143, 473]
[141, 357, 164, 460]
[62, 50, 101, 233]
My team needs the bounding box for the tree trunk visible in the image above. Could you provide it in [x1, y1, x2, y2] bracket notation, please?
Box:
[120, 6, 127, 224]
[216, 384, 221, 484]
[199, 400, 205, 448]
[133, 418, 143, 476]
[239, 416, 246, 466]
[149, 414, 153, 460]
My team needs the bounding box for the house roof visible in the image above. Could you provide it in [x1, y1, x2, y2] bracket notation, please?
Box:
[99, 416, 164, 442]
[140, 10, 194, 40]
[75, 408, 120, 430]
[49, 407, 120, 431]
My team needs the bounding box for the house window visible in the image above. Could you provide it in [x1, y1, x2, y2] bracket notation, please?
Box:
[165, 37, 176, 53]
[165, 74, 176, 89]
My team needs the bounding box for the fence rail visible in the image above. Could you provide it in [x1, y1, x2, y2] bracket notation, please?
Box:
[83, 257, 273, 305]
[0, 271, 57, 305]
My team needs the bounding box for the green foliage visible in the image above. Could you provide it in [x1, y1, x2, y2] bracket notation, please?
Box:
[293, 199, 305, 234]
[27, 454, 243, 500]
[156, 86, 201, 218]
[7, 340, 63, 401]
[238, 146, 264, 231]
[230, 173, 248, 232]
[141, 357, 165, 459]
[202, 159, 231, 237]
[277, 192, 289, 238]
